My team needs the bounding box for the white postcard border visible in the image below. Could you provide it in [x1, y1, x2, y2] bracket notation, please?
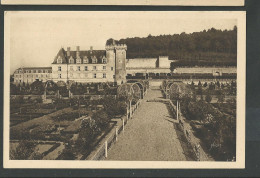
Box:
[3, 11, 246, 169]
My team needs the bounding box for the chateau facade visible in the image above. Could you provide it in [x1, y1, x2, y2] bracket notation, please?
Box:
[13, 67, 52, 84]
[51, 44, 127, 85]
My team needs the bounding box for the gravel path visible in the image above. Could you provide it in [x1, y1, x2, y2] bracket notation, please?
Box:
[106, 89, 188, 161]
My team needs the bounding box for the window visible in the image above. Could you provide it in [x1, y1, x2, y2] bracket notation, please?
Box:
[92, 57, 97, 64]
[70, 66, 73, 71]
[93, 66, 96, 70]
[103, 58, 107, 63]
[103, 66, 106, 70]
[76, 58, 81, 64]
[43, 70, 45, 73]
[58, 74, 62, 78]
[69, 57, 74, 64]
[103, 73, 106, 78]
[113, 75, 115, 79]
[58, 66, 61, 71]
[93, 73, 96, 78]
[85, 66, 88, 71]
[26, 70, 29, 73]
[111, 67, 113, 71]
[77, 66, 81, 71]
[83, 57, 89, 64]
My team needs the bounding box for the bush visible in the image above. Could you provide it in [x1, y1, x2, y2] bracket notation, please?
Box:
[92, 110, 110, 129]
[205, 93, 212, 103]
[103, 96, 127, 118]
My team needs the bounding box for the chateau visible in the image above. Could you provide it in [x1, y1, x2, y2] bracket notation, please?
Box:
[13, 42, 236, 85]
[51, 44, 127, 85]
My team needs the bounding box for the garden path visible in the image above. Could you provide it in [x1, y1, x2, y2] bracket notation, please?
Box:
[106, 88, 190, 161]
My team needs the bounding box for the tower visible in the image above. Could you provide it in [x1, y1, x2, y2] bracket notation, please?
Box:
[105, 43, 127, 85]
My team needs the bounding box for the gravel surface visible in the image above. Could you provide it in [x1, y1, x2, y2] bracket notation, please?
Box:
[106, 89, 188, 161]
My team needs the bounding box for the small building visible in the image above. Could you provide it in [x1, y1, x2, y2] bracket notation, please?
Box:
[126, 56, 172, 76]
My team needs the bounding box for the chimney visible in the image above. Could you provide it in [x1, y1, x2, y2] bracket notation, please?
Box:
[90, 46, 93, 54]
[76, 46, 80, 58]
[67, 47, 70, 56]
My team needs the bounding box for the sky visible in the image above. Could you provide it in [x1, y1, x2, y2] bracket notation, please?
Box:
[7, 11, 237, 74]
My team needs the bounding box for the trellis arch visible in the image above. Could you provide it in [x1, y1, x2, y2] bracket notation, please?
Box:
[117, 83, 134, 102]
[117, 83, 141, 102]
[45, 80, 56, 89]
[135, 82, 144, 99]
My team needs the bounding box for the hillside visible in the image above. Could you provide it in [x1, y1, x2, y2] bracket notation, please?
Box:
[106, 26, 237, 64]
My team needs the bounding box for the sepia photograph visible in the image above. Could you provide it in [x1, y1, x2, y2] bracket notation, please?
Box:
[4, 11, 245, 168]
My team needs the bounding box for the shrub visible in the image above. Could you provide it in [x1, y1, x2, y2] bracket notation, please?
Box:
[92, 110, 110, 129]
[10, 140, 36, 160]
[205, 93, 212, 103]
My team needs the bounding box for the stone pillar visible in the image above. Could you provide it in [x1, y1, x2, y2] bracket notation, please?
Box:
[115, 127, 118, 141]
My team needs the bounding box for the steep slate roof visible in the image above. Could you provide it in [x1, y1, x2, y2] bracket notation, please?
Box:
[52, 48, 67, 64]
[52, 48, 106, 64]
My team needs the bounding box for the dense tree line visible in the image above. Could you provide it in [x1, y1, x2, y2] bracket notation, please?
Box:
[107, 26, 237, 62]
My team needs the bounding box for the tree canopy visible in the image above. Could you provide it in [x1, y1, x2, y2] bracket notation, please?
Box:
[107, 27, 237, 63]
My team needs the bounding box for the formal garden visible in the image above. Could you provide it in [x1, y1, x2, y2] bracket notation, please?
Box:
[10, 81, 128, 160]
[166, 81, 236, 161]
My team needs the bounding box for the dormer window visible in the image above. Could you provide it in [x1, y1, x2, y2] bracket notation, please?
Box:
[76, 57, 81, 64]
[92, 57, 97, 64]
[57, 56, 62, 64]
[102, 58, 107, 64]
[83, 56, 89, 64]
[69, 56, 74, 64]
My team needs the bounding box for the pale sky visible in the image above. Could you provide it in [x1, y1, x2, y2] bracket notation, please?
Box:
[8, 11, 237, 74]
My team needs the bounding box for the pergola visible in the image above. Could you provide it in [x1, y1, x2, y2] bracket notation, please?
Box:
[117, 83, 142, 102]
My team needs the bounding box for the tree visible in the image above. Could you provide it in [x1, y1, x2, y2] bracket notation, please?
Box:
[191, 81, 195, 90]
[76, 119, 100, 150]
[205, 93, 212, 103]
[216, 90, 225, 103]
[198, 81, 202, 87]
